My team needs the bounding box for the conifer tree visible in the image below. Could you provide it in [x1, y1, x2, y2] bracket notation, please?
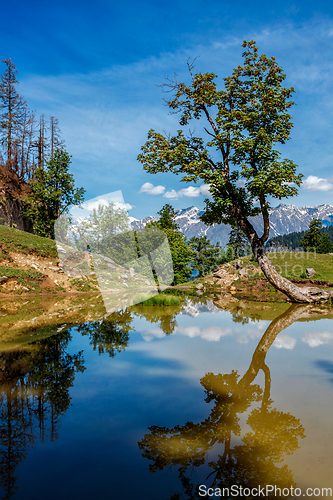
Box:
[227, 226, 249, 259]
[0, 59, 27, 172]
[188, 235, 224, 276]
[147, 204, 192, 284]
[300, 219, 323, 251]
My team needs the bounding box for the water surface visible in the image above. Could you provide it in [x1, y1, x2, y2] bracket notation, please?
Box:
[0, 297, 332, 499]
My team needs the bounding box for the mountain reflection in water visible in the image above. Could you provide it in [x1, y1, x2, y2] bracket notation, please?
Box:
[0, 298, 332, 499]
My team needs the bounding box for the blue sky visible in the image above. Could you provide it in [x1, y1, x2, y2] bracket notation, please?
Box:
[3, 0, 333, 218]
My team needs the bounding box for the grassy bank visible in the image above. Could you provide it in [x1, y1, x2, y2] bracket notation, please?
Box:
[0, 225, 57, 259]
[244, 251, 333, 283]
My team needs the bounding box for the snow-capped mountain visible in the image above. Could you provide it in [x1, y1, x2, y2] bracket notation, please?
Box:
[130, 204, 333, 245]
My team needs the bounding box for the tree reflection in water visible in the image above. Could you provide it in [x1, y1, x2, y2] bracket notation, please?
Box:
[138, 304, 331, 499]
[77, 309, 134, 357]
[0, 330, 85, 500]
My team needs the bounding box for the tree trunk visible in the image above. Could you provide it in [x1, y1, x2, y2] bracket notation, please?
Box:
[253, 242, 333, 303]
[236, 211, 333, 304]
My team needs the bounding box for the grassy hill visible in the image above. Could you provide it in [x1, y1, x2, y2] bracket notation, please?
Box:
[245, 251, 333, 283]
[0, 225, 58, 259]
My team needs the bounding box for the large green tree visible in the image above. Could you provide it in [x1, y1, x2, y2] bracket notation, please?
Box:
[138, 41, 333, 303]
[24, 149, 85, 238]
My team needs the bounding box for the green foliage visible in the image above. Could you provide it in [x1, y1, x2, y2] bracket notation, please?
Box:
[300, 219, 323, 250]
[147, 204, 192, 285]
[227, 226, 250, 258]
[317, 233, 333, 254]
[243, 251, 333, 283]
[138, 40, 303, 259]
[134, 293, 180, 306]
[267, 224, 333, 252]
[156, 203, 179, 230]
[75, 202, 130, 254]
[24, 149, 85, 238]
[0, 266, 43, 285]
[299, 219, 333, 254]
[188, 235, 224, 277]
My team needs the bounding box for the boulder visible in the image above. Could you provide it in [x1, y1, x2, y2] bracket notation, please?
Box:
[306, 268, 316, 278]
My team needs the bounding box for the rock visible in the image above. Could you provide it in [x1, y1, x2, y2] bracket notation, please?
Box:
[239, 268, 247, 277]
[196, 290, 203, 296]
[129, 267, 135, 277]
[0, 276, 9, 284]
[196, 283, 204, 290]
[49, 266, 60, 272]
[120, 275, 128, 280]
[102, 256, 115, 264]
[306, 268, 316, 278]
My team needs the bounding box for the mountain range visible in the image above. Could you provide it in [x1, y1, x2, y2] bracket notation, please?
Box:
[129, 204, 333, 246]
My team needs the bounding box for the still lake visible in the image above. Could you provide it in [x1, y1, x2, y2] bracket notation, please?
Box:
[0, 295, 333, 499]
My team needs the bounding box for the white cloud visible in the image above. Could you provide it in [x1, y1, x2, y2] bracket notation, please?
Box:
[80, 199, 132, 212]
[302, 331, 333, 347]
[140, 182, 166, 195]
[302, 176, 333, 192]
[177, 325, 232, 342]
[114, 202, 133, 211]
[82, 198, 109, 210]
[178, 186, 201, 198]
[273, 335, 297, 350]
[163, 189, 178, 199]
[163, 184, 211, 200]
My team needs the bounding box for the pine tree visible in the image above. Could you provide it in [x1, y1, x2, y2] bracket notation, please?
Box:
[317, 233, 333, 254]
[148, 204, 192, 285]
[300, 219, 323, 251]
[0, 59, 27, 173]
[188, 235, 224, 276]
[227, 226, 249, 259]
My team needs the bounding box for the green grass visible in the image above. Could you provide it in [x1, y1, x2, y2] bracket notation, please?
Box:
[0, 265, 43, 286]
[0, 225, 57, 259]
[134, 293, 181, 306]
[240, 251, 333, 283]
